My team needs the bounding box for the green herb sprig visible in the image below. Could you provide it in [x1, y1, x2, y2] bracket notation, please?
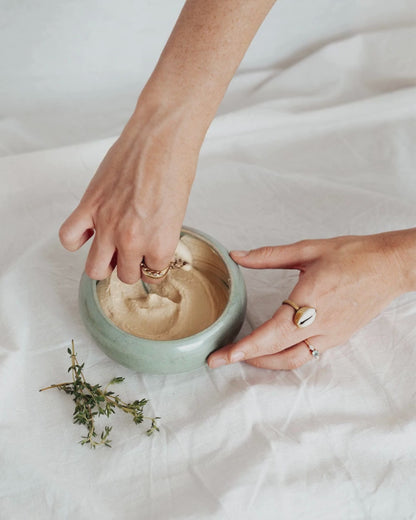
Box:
[39, 340, 160, 448]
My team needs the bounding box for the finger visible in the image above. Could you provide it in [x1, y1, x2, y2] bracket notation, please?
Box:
[245, 336, 326, 371]
[85, 234, 115, 280]
[207, 304, 308, 368]
[116, 248, 143, 284]
[59, 207, 94, 251]
[230, 240, 318, 270]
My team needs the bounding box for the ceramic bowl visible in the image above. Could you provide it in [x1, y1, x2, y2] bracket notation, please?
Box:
[78, 226, 247, 374]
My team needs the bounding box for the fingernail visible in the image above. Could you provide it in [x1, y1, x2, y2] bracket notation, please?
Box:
[208, 357, 227, 369]
[230, 351, 245, 363]
[231, 250, 249, 258]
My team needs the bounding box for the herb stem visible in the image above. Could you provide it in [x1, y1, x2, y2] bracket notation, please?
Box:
[39, 382, 72, 392]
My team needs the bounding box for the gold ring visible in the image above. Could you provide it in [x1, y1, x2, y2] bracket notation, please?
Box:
[140, 261, 171, 280]
[282, 299, 317, 328]
[304, 339, 320, 360]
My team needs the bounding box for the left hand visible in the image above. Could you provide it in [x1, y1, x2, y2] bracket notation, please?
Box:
[207, 230, 415, 370]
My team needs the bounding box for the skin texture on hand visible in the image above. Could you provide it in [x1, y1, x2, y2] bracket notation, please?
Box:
[207, 228, 416, 371]
[59, 0, 276, 284]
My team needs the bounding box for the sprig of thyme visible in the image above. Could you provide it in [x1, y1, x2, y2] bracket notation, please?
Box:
[39, 340, 160, 448]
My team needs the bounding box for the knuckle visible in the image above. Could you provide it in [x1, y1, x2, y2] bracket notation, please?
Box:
[85, 265, 106, 280]
[144, 243, 176, 269]
[95, 206, 113, 227]
[58, 224, 74, 249]
[257, 246, 275, 261]
[244, 335, 263, 357]
[247, 357, 263, 369]
[250, 342, 262, 358]
[294, 239, 320, 259]
[117, 270, 140, 285]
[153, 244, 173, 262]
[118, 226, 141, 250]
[60, 228, 92, 252]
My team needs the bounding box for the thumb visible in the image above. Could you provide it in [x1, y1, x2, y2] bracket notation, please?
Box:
[230, 241, 314, 270]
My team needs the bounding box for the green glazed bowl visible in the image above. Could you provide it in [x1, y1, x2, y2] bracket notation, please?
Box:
[79, 226, 247, 374]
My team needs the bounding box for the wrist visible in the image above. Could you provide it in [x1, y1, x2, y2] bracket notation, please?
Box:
[381, 229, 416, 294]
[116, 86, 207, 173]
[132, 76, 217, 146]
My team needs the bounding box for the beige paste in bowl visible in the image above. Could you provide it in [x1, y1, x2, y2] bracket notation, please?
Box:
[96, 234, 230, 340]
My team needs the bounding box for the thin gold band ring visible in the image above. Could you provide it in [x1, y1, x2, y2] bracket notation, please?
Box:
[140, 261, 171, 280]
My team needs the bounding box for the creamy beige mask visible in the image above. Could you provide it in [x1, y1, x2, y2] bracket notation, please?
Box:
[96, 234, 229, 340]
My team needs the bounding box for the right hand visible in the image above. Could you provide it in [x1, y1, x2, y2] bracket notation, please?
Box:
[59, 101, 203, 284]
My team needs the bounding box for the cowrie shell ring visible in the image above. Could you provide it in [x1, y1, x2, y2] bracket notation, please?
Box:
[282, 299, 317, 328]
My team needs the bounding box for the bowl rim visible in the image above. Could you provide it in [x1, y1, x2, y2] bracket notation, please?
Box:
[87, 225, 245, 347]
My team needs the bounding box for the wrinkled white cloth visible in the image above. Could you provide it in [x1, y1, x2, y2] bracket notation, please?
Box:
[1, 2, 416, 519]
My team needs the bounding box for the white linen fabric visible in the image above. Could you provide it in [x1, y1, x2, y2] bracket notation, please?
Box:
[1, 1, 416, 519]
